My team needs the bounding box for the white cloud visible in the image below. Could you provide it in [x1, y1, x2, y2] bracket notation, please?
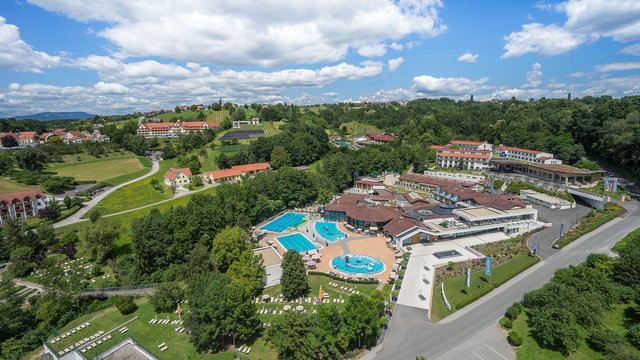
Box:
[457, 52, 478, 63]
[390, 42, 404, 51]
[569, 71, 586, 77]
[0, 16, 61, 72]
[413, 75, 491, 95]
[524, 62, 543, 87]
[322, 92, 339, 97]
[357, 43, 387, 57]
[387, 57, 404, 72]
[93, 82, 129, 94]
[502, 23, 586, 58]
[28, 0, 445, 67]
[503, 0, 640, 58]
[594, 62, 640, 72]
[620, 43, 640, 56]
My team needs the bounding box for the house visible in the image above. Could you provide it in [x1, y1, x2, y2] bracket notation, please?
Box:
[163, 168, 192, 187]
[431, 140, 493, 170]
[0, 187, 47, 224]
[232, 118, 260, 128]
[137, 120, 219, 138]
[17, 132, 39, 146]
[365, 132, 395, 144]
[494, 145, 562, 165]
[202, 162, 270, 183]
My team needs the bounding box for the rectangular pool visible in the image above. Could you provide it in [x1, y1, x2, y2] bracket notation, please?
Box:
[433, 250, 462, 259]
[276, 233, 319, 252]
[261, 212, 308, 233]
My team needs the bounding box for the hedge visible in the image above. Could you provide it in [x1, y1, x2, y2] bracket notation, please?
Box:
[559, 203, 623, 248]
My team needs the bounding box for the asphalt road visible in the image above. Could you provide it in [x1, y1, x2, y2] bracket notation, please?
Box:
[375, 200, 639, 360]
[526, 202, 591, 259]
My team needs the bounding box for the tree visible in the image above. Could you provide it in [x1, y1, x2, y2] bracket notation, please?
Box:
[628, 324, 640, 349]
[81, 222, 120, 263]
[342, 295, 383, 348]
[115, 296, 138, 315]
[186, 272, 231, 351]
[227, 251, 265, 297]
[281, 250, 309, 300]
[196, 111, 206, 120]
[224, 280, 259, 346]
[216, 152, 230, 169]
[183, 243, 212, 280]
[270, 146, 291, 169]
[175, 106, 182, 113]
[267, 312, 320, 360]
[15, 148, 46, 172]
[0, 135, 18, 148]
[210, 226, 250, 273]
[588, 327, 625, 352]
[231, 108, 246, 122]
[221, 117, 232, 130]
[88, 208, 101, 223]
[528, 307, 581, 354]
[150, 282, 184, 313]
[0, 153, 14, 175]
[63, 196, 73, 210]
[7, 247, 35, 278]
[614, 238, 640, 287]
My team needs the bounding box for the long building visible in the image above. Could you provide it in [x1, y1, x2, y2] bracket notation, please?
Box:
[202, 162, 270, 183]
[431, 140, 493, 170]
[136, 120, 219, 138]
[491, 160, 604, 187]
[494, 145, 562, 165]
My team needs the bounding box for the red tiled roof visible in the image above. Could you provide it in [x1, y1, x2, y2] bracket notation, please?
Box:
[0, 132, 17, 139]
[206, 121, 220, 129]
[398, 173, 476, 189]
[142, 122, 173, 130]
[18, 131, 37, 139]
[346, 206, 397, 223]
[355, 179, 382, 186]
[384, 216, 424, 237]
[164, 168, 192, 181]
[204, 168, 243, 180]
[324, 193, 367, 212]
[0, 187, 43, 204]
[366, 132, 395, 142]
[232, 162, 270, 172]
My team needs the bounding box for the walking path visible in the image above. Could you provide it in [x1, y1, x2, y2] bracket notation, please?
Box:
[53, 161, 160, 228]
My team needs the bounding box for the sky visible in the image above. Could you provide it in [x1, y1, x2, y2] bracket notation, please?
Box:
[0, 0, 640, 116]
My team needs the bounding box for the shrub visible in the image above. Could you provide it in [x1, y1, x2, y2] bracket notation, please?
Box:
[115, 296, 137, 315]
[507, 331, 523, 346]
[505, 305, 521, 320]
[500, 318, 513, 329]
[588, 327, 625, 353]
[605, 344, 640, 360]
[627, 324, 640, 349]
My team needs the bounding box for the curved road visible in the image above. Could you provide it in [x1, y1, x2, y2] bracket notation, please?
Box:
[374, 200, 639, 360]
[53, 160, 160, 228]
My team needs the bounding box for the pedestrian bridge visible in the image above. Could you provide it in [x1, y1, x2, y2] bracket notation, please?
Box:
[567, 188, 606, 209]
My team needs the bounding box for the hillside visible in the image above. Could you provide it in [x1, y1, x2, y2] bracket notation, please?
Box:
[14, 111, 97, 121]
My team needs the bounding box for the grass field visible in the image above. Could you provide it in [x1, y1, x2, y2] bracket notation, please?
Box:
[49, 157, 146, 182]
[89, 158, 180, 216]
[432, 254, 540, 321]
[103, 157, 152, 186]
[510, 302, 637, 360]
[612, 227, 640, 253]
[0, 177, 31, 193]
[262, 122, 283, 137]
[339, 121, 383, 137]
[48, 300, 270, 360]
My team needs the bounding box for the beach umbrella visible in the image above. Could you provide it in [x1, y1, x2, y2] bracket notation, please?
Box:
[305, 260, 316, 268]
[283, 305, 291, 311]
[389, 273, 398, 280]
[395, 253, 403, 258]
[395, 258, 403, 264]
[318, 285, 324, 300]
[262, 294, 270, 301]
[392, 264, 399, 271]
[296, 305, 304, 312]
[312, 254, 321, 261]
[302, 255, 311, 262]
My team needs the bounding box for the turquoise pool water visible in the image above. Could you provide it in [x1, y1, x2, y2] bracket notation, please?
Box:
[315, 221, 347, 242]
[261, 212, 307, 233]
[331, 254, 385, 275]
[335, 140, 352, 148]
[276, 233, 319, 252]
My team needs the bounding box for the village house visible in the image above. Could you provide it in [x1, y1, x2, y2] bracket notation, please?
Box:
[137, 120, 219, 138]
[0, 188, 47, 224]
[163, 168, 192, 187]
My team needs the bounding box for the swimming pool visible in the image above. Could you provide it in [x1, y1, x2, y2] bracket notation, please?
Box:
[331, 254, 385, 276]
[315, 221, 347, 242]
[261, 212, 308, 233]
[276, 233, 319, 253]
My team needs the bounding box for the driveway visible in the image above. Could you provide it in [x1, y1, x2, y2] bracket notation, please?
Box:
[526, 202, 591, 259]
[374, 200, 639, 360]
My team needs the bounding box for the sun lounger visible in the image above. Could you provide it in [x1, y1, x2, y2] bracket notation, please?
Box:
[121, 329, 128, 334]
[102, 337, 107, 342]
[179, 328, 185, 333]
[238, 345, 245, 352]
[106, 334, 112, 340]
[158, 343, 166, 348]
[279, 310, 283, 314]
[81, 348, 87, 353]
[272, 309, 277, 314]
[160, 345, 168, 351]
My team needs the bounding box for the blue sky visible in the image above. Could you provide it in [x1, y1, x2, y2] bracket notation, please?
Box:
[1, 0, 639, 116]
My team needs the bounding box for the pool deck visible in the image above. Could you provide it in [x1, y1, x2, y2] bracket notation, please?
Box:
[260, 213, 395, 282]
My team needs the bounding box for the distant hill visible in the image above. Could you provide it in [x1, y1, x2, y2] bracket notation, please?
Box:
[13, 112, 97, 121]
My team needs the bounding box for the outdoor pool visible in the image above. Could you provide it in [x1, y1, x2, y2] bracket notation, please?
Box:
[315, 221, 347, 242]
[276, 233, 319, 253]
[331, 254, 385, 276]
[261, 212, 308, 233]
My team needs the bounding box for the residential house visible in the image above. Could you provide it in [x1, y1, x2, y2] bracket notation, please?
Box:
[202, 162, 270, 183]
[0, 188, 47, 224]
[164, 168, 192, 187]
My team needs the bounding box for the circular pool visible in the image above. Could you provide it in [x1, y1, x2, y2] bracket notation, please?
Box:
[331, 254, 385, 276]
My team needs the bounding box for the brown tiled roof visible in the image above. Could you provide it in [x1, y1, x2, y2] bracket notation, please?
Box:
[346, 206, 397, 223]
[0, 187, 43, 203]
[142, 122, 172, 130]
[384, 216, 424, 237]
[232, 162, 270, 172]
[450, 140, 485, 146]
[324, 193, 366, 212]
[366, 132, 395, 142]
[164, 168, 192, 181]
[398, 173, 476, 188]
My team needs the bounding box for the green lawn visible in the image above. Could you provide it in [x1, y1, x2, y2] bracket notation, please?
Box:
[48, 300, 274, 360]
[0, 177, 31, 193]
[49, 155, 147, 182]
[263, 122, 283, 137]
[103, 157, 152, 186]
[89, 158, 179, 215]
[511, 303, 638, 360]
[339, 121, 383, 137]
[432, 254, 539, 321]
[612, 227, 640, 253]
